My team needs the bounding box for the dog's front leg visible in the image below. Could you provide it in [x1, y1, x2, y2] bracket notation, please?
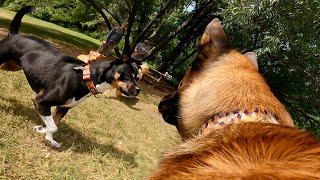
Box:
[38, 115, 60, 148]
[31, 93, 61, 149]
[53, 106, 70, 125]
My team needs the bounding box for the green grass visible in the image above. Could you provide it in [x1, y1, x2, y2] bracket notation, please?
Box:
[0, 13, 179, 179]
[0, 8, 101, 49]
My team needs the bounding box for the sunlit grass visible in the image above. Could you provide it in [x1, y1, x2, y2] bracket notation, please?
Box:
[0, 8, 101, 49]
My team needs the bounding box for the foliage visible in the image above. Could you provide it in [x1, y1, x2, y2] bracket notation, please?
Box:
[2, 0, 103, 38]
[220, 0, 320, 136]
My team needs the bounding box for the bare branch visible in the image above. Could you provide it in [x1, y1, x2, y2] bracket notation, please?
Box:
[115, 1, 130, 11]
[123, 0, 138, 55]
[81, 0, 112, 30]
[135, 0, 176, 45]
[148, 2, 214, 57]
[157, 16, 212, 71]
[80, 0, 121, 57]
[148, 16, 169, 40]
[103, 7, 122, 26]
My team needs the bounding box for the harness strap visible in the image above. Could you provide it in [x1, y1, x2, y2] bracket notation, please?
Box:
[82, 65, 100, 96]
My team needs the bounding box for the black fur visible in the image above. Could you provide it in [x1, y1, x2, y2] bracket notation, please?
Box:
[9, 6, 35, 35]
[158, 90, 179, 127]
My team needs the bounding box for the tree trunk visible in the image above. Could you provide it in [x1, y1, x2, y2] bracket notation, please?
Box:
[123, 0, 138, 56]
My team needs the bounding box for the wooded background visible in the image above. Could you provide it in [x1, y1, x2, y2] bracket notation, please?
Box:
[1, 0, 320, 136]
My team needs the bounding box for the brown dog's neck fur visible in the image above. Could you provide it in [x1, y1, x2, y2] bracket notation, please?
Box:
[151, 123, 320, 179]
[178, 50, 294, 138]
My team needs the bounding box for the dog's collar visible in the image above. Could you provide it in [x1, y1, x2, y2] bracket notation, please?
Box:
[199, 109, 279, 135]
[82, 64, 101, 96]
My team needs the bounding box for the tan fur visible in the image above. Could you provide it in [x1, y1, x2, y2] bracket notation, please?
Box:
[150, 19, 320, 179]
[138, 63, 150, 80]
[151, 123, 320, 179]
[77, 50, 106, 63]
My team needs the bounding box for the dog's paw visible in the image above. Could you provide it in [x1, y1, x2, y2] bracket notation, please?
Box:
[33, 125, 47, 134]
[45, 139, 62, 150]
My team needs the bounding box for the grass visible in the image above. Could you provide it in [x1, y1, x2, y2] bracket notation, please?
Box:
[0, 8, 101, 50]
[0, 11, 179, 179]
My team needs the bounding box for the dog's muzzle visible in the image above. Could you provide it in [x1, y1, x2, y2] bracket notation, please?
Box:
[120, 85, 140, 97]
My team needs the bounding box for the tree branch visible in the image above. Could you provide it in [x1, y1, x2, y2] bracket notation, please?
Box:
[80, 0, 121, 57]
[157, 16, 212, 71]
[148, 2, 214, 57]
[81, 0, 112, 30]
[103, 7, 122, 26]
[134, 0, 176, 45]
[123, 0, 138, 55]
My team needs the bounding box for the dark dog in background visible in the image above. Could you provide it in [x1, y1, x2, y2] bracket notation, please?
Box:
[152, 19, 320, 179]
[0, 6, 140, 148]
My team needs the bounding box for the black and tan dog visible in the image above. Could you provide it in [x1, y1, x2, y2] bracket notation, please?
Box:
[0, 6, 140, 148]
[152, 19, 320, 179]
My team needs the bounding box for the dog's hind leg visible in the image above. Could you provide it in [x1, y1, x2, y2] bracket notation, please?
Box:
[31, 91, 61, 149]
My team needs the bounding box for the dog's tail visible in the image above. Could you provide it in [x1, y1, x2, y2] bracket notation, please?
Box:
[9, 6, 35, 35]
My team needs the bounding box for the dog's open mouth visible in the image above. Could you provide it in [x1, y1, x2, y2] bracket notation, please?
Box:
[119, 87, 140, 98]
[121, 92, 137, 98]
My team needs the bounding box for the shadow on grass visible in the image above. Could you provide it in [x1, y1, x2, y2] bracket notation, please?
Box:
[0, 95, 137, 166]
[109, 96, 141, 111]
[0, 95, 40, 124]
[56, 123, 137, 167]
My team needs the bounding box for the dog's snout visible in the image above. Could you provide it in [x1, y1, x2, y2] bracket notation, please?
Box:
[135, 87, 140, 93]
[132, 86, 140, 96]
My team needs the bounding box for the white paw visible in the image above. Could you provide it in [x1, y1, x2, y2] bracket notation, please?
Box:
[33, 125, 47, 134]
[46, 139, 61, 149]
[45, 132, 61, 149]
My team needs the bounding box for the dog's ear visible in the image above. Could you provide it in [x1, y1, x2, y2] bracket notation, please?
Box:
[199, 18, 228, 52]
[114, 72, 120, 80]
[244, 52, 259, 70]
[191, 18, 228, 72]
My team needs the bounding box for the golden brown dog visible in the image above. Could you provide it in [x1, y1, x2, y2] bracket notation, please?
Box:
[152, 19, 320, 179]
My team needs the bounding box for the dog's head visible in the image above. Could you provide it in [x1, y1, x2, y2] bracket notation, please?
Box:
[158, 19, 261, 135]
[109, 61, 141, 97]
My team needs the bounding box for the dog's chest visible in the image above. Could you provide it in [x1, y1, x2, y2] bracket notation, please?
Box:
[61, 94, 91, 108]
[60, 82, 113, 108]
[96, 82, 113, 92]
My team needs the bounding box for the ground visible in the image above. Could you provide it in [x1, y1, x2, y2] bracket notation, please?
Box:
[0, 30, 179, 179]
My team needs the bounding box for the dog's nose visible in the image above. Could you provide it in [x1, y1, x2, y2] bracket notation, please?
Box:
[135, 87, 140, 94]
